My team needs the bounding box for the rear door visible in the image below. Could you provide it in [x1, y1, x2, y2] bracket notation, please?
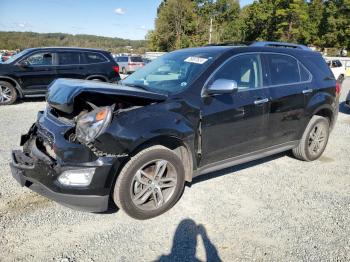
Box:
[200, 53, 270, 166]
[56, 51, 85, 80]
[15, 51, 57, 94]
[263, 53, 312, 146]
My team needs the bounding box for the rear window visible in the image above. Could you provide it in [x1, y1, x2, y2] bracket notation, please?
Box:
[58, 52, 81, 65]
[116, 56, 128, 62]
[85, 52, 107, 64]
[266, 54, 300, 85]
[130, 56, 143, 63]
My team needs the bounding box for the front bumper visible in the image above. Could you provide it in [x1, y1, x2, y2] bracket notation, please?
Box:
[10, 152, 109, 212]
[9, 112, 122, 212]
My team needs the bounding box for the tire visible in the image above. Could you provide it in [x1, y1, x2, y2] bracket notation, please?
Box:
[122, 67, 127, 74]
[292, 116, 330, 161]
[0, 81, 17, 105]
[113, 145, 185, 220]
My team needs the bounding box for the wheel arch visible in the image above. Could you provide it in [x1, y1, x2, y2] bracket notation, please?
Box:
[128, 135, 194, 182]
[0, 76, 24, 97]
[312, 104, 336, 129]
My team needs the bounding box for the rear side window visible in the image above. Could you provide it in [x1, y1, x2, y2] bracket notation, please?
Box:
[130, 56, 143, 62]
[266, 54, 300, 85]
[58, 52, 81, 65]
[299, 63, 311, 82]
[85, 52, 107, 64]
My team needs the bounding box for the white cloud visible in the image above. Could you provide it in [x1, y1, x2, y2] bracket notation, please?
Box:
[16, 22, 31, 29]
[114, 8, 125, 15]
[137, 25, 148, 31]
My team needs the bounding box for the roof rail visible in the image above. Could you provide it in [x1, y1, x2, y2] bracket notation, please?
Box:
[250, 41, 312, 51]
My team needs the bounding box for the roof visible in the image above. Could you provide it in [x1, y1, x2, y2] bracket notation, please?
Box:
[24, 47, 108, 52]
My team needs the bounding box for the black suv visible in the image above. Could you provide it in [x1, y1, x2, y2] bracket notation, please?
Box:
[0, 47, 120, 105]
[10, 42, 339, 219]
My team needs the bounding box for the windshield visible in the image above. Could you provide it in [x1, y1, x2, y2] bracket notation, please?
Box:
[122, 49, 219, 94]
[4, 49, 30, 64]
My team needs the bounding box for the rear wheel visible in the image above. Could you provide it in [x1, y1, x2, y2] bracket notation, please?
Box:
[0, 81, 17, 105]
[292, 116, 330, 161]
[113, 145, 185, 220]
[122, 67, 127, 74]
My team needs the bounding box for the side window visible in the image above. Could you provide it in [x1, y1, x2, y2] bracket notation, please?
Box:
[26, 52, 53, 66]
[208, 54, 262, 90]
[85, 52, 107, 64]
[58, 52, 81, 65]
[267, 54, 299, 85]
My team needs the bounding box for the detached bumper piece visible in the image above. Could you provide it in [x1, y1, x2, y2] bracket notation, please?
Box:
[10, 144, 110, 213]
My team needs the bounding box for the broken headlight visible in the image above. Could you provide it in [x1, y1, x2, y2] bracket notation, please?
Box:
[75, 107, 112, 144]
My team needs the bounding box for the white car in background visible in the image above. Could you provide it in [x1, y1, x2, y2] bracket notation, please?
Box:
[326, 59, 346, 83]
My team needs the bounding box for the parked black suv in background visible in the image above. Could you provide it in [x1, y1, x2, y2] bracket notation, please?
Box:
[10, 42, 339, 219]
[0, 47, 120, 105]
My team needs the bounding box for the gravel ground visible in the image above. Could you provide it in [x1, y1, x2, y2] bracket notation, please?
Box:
[0, 80, 350, 262]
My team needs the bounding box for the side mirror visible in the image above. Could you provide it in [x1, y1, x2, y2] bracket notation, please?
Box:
[206, 79, 238, 95]
[18, 60, 30, 68]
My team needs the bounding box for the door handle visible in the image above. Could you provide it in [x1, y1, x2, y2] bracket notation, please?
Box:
[302, 89, 313, 94]
[254, 98, 269, 105]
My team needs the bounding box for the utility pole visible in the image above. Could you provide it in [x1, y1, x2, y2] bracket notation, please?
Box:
[209, 18, 213, 44]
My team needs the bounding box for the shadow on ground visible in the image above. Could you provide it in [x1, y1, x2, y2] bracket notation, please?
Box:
[156, 219, 222, 262]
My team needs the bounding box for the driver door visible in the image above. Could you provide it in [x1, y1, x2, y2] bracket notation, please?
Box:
[15, 51, 58, 94]
[199, 53, 270, 167]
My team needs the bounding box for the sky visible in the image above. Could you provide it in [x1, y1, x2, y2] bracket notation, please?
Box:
[0, 0, 254, 40]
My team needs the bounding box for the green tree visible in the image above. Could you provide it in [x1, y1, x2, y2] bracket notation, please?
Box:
[274, 0, 310, 43]
[320, 0, 350, 49]
[149, 0, 197, 51]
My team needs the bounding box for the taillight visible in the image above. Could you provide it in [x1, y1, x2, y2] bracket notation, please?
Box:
[112, 65, 119, 73]
[128, 63, 136, 66]
[336, 81, 341, 95]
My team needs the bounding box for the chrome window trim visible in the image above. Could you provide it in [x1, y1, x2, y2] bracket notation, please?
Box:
[201, 51, 313, 97]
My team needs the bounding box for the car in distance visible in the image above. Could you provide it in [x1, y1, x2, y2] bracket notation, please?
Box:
[0, 47, 120, 105]
[114, 55, 144, 74]
[326, 59, 346, 83]
[10, 42, 339, 219]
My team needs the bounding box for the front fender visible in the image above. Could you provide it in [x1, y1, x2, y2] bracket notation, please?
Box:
[93, 102, 198, 157]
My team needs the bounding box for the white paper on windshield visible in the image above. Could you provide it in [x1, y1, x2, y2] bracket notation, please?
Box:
[184, 57, 208, 64]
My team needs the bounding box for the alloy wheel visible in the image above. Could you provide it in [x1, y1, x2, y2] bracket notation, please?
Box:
[130, 159, 177, 211]
[308, 123, 327, 156]
[0, 85, 13, 103]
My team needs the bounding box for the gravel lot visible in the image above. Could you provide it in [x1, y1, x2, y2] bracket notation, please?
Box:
[0, 80, 349, 262]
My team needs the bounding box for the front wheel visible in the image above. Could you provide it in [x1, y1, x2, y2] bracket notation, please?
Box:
[113, 145, 185, 220]
[292, 116, 330, 161]
[0, 81, 17, 105]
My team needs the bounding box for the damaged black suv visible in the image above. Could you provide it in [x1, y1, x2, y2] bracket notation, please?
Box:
[10, 42, 339, 219]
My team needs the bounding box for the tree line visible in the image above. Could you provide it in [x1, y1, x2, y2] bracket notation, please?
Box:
[0, 31, 147, 53]
[147, 0, 350, 53]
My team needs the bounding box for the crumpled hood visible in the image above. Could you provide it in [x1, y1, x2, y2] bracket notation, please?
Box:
[47, 78, 167, 114]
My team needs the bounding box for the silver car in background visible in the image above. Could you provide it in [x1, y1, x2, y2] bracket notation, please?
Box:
[114, 55, 144, 74]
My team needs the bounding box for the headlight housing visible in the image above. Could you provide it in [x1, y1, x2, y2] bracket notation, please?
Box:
[75, 106, 113, 143]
